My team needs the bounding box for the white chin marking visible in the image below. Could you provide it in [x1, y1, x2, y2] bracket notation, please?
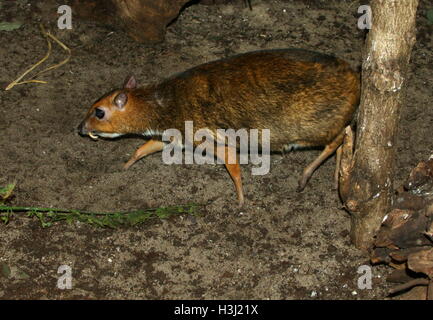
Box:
[97, 132, 123, 139]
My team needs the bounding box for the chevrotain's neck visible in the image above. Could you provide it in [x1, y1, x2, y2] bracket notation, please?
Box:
[128, 84, 176, 135]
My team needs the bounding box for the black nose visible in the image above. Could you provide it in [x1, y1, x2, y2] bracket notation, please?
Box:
[77, 121, 87, 136]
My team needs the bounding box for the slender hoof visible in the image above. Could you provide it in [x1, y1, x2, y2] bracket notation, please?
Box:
[297, 178, 307, 192]
[123, 161, 133, 170]
[237, 194, 245, 207]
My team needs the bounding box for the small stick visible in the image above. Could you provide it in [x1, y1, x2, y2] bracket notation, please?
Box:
[5, 25, 52, 90]
[5, 24, 71, 91]
[389, 278, 429, 295]
[32, 30, 71, 78]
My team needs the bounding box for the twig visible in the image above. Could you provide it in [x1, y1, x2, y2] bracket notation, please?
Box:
[5, 24, 71, 91]
[389, 278, 429, 295]
[5, 25, 52, 90]
[32, 30, 71, 78]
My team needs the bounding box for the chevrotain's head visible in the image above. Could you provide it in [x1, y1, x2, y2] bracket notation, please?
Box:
[78, 75, 140, 140]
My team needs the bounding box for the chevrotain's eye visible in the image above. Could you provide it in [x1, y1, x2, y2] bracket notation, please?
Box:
[94, 108, 105, 119]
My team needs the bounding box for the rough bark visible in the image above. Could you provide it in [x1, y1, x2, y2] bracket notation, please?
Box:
[341, 0, 418, 250]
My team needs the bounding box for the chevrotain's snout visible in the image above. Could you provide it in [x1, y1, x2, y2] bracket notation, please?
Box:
[77, 121, 88, 136]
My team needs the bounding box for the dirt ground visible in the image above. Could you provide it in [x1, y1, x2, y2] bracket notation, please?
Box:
[0, 0, 432, 300]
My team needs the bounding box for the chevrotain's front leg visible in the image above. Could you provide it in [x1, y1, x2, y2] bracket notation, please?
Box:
[124, 139, 165, 170]
[215, 144, 244, 206]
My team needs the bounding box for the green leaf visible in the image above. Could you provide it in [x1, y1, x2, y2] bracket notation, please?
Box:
[0, 211, 11, 224]
[427, 9, 433, 24]
[0, 22, 23, 31]
[15, 268, 30, 280]
[0, 183, 15, 202]
[1, 263, 11, 278]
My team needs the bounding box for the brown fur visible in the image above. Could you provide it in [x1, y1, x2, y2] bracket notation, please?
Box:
[78, 48, 360, 203]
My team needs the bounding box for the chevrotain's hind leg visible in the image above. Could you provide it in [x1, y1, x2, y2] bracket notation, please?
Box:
[215, 144, 244, 206]
[297, 131, 345, 191]
[124, 139, 165, 170]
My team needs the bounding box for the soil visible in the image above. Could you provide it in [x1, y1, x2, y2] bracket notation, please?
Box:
[0, 0, 432, 299]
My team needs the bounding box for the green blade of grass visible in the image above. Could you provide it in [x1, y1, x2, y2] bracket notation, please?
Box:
[0, 21, 23, 31]
[0, 203, 201, 228]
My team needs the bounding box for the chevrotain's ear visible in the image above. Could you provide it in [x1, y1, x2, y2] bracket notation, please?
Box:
[124, 75, 137, 89]
[114, 92, 128, 109]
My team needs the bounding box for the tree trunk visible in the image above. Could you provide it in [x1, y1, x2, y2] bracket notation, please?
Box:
[341, 0, 419, 250]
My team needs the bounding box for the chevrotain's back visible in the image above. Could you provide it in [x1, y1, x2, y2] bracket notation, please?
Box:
[149, 49, 360, 150]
